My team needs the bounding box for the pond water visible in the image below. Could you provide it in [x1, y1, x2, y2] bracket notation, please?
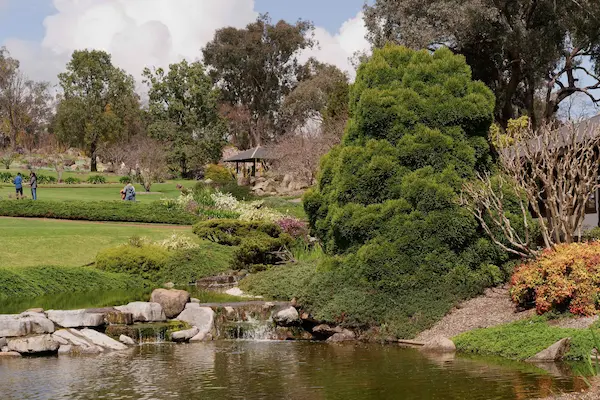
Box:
[0, 341, 588, 400]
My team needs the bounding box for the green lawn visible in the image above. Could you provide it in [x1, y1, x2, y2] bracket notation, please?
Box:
[0, 180, 192, 203]
[0, 218, 193, 268]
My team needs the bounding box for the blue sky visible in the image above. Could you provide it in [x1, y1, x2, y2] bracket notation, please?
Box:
[0, 0, 366, 43]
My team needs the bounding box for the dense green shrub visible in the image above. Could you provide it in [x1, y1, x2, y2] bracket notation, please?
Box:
[159, 245, 235, 285]
[64, 177, 82, 184]
[511, 242, 600, 316]
[36, 174, 57, 184]
[0, 265, 146, 299]
[0, 171, 13, 183]
[193, 219, 292, 269]
[239, 261, 316, 301]
[87, 175, 107, 184]
[300, 45, 503, 338]
[205, 164, 234, 185]
[193, 219, 283, 246]
[220, 181, 253, 200]
[96, 245, 170, 281]
[119, 176, 132, 184]
[0, 200, 203, 224]
[193, 182, 216, 207]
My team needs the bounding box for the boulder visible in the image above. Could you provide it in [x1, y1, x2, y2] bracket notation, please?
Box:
[313, 325, 342, 336]
[176, 304, 214, 342]
[273, 307, 300, 327]
[191, 298, 201, 304]
[327, 329, 356, 343]
[52, 329, 103, 353]
[171, 327, 200, 343]
[150, 289, 190, 319]
[46, 310, 105, 328]
[1, 346, 7, 352]
[78, 328, 128, 351]
[527, 338, 571, 362]
[8, 334, 60, 354]
[26, 308, 44, 314]
[163, 282, 175, 289]
[115, 302, 166, 322]
[422, 337, 457, 353]
[0, 351, 21, 358]
[58, 345, 72, 355]
[0, 337, 6, 347]
[0, 314, 54, 337]
[119, 335, 136, 346]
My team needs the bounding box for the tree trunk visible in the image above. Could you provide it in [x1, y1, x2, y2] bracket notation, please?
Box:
[90, 140, 98, 172]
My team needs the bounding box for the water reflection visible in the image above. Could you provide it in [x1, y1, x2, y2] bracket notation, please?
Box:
[0, 342, 586, 400]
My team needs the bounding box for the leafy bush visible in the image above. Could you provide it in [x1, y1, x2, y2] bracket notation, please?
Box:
[193, 182, 216, 207]
[159, 245, 235, 285]
[156, 233, 199, 251]
[0, 265, 146, 299]
[96, 244, 170, 281]
[193, 219, 292, 269]
[300, 45, 504, 337]
[211, 192, 283, 221]
[0, 171, 14, 183]
[87, 175, 107, 184]
[64, 177, 82, 185]
[276, 218, 309, 240]
[510, 242, 600, 316]
[0, 200, 202, 224]
[205, 164, 234, 185]
[239, 261, 316, 301]
[220, 181, 253, 200]
[119, 176, 132, 184]
[36, 174, 57, 184]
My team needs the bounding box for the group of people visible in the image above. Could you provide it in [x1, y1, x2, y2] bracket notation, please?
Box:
[13, 172, 37, 200]
[12, 171, 135, 202]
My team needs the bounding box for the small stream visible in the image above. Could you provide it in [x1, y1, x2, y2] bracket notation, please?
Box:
[0, 342, 588, 399]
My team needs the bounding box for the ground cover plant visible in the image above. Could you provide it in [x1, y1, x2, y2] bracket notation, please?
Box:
[453, 317, 600, 361]
[296, 45, 509, 338]
[0, 218, 195, 268]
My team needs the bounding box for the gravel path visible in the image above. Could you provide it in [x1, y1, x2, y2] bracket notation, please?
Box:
[414, 286, 535, 342]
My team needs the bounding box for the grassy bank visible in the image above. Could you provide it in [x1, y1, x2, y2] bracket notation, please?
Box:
[453, 317, 600, 361]
[0, 218, 194, 267]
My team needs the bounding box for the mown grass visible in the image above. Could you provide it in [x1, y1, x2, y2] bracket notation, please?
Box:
[453, 317, 600, 361]
[0, 218, 194, 267]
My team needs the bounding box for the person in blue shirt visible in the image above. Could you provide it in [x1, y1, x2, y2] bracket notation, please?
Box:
[13, 173, 23, 199]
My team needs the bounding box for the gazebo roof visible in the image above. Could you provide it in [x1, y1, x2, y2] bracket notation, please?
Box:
[223, 146, 277, 163]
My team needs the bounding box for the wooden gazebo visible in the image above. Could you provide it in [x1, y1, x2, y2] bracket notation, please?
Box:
[223, 146, 277, 177]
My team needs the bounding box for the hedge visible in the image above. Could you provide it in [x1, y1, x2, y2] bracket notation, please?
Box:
[0, 200, 228, 225]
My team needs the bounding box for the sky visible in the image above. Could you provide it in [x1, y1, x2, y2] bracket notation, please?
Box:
[0, 0, 371, 89]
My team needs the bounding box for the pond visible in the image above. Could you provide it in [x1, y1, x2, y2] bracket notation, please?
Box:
[0, 341, 588, 399]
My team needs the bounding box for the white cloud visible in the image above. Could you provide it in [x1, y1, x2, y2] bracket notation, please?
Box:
[3, 1, 369, 90]
[301, 12, 370, 80]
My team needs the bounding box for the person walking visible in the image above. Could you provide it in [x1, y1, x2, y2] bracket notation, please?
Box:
[13, 172, 23, 199]
[30, 172, 37, 200]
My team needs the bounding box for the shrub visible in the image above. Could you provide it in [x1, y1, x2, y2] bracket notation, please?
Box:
[0, 200, 201, 225]
[87, 175, 107, 184]
[36, 174, 57, 184]
[276, 218, 309, 240]
[205, 164, 234, 185]
[159, 245, 235, 285]
[96, 244, 170, 281]
[211, 192, 283, 222]
[64, 177, 82, 185]
[239, 261, 316, 301]
[0, 171, 13, 183]
[510, 242, 600, 316]
[193, 219, 283, 246]
[220, 181, 253, 200]
[233, 235, 293, 271]
[193, 182, 216, 207]
[156, 233, 199, 251]
[119, 176, 132, 184]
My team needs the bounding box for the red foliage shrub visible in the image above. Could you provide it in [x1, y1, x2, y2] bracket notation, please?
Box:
[510, 242, 600, 316]
[276, 217, 309, 240]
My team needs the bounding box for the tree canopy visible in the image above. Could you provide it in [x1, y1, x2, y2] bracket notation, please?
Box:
[55, 50, 141, 171]
[143, 60, 225, 178]
[364, 0, 600, 128]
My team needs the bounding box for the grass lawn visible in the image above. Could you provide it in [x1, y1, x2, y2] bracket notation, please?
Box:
[0, 180, 192, 203]
[0, 218, 194, 268]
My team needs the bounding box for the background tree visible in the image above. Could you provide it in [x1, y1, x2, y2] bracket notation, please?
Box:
[203, 14, 315, 147]
[0, 48, 52, 151]
[127, 135, 168, 192]
[54, 50, 141, 172]
[363, 0, 600, 128]
[143, 60, 226, 178]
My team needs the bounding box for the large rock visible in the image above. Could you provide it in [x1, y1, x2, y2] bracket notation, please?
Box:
[52, 329, 103, 353]
[8, 334, 60, 354]
[150, 289, 190, 319]
[528, 338, 571, 362]
[119, 335, 136, 346]
[313, 325, 342, 336]
[171, 327, 200, 343]
[422, 337, 457, 353]
[47, 310, 105, 328]
[115, 302, 166, 322]
[326, 329, 356, 343]
[0, 337, 6, 347]
[176, 304, 214, 342]
[78, 328, 128, 351]
[273, 307, 300, 327]
[0, 314, 55, 337]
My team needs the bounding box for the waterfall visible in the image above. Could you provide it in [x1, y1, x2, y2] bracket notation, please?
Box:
[222, 316, 276, 341]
